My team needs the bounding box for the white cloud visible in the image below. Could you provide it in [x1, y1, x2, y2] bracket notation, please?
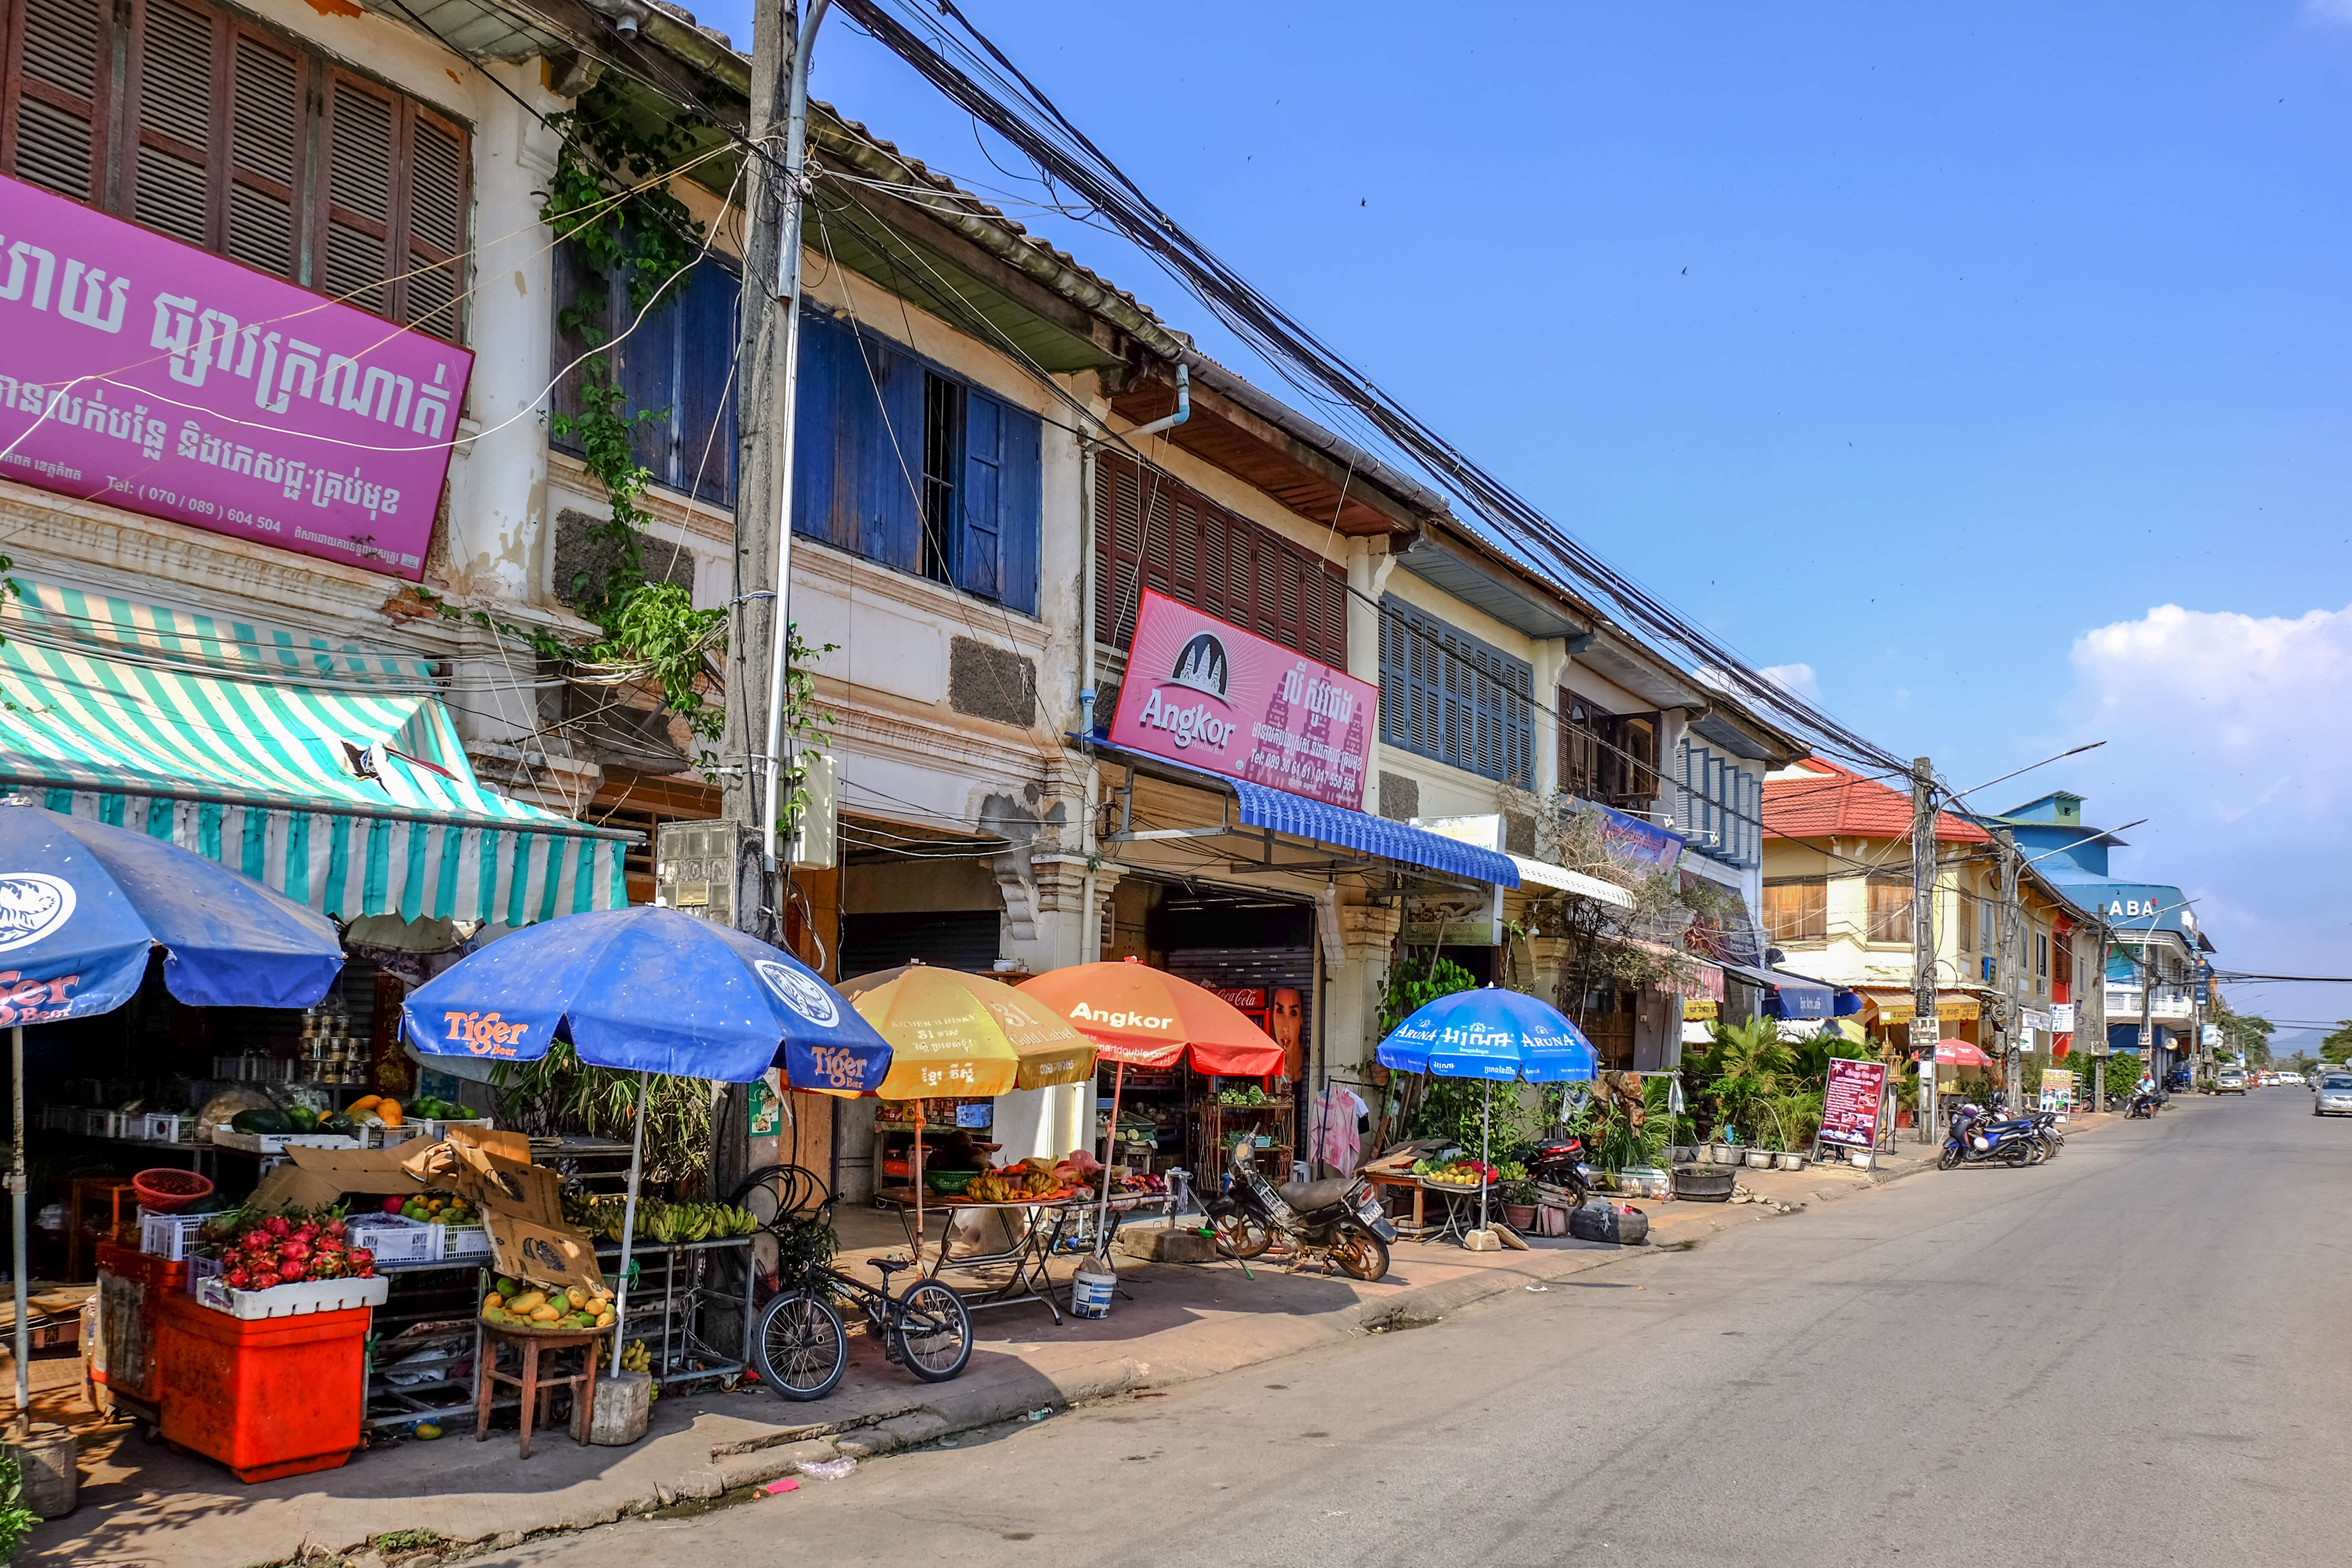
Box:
[2303, 0, 2352, 24]
[2060, 602, 2352, 1040]
[1758, 662, 1821, 701]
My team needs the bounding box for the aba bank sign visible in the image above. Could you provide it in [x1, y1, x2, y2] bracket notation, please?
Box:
[0, 174, 470, 580]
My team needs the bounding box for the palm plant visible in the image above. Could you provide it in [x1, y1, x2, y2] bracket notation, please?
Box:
[1703, 1018, 1793, 1145]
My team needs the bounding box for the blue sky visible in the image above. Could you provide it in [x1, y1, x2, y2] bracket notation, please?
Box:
[687, 2, 2352, 1042]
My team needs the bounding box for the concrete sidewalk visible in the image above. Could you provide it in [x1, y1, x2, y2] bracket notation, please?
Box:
[31, 1144, 1979, 1568]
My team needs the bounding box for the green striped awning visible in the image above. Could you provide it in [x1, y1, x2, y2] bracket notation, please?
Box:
[0, 583, 630, 923]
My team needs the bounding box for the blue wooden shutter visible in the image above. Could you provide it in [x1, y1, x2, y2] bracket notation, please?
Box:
[956, 390, 1002, 600]
[849, 334, 923, 575]
[676, 262, 738, 505]
[789, 306, 844, 546]
[994, 396, 1041, 614]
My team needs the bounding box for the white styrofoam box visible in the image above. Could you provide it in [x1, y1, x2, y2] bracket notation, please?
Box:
[195, 1273, 388, 1320]
[345, 1214, 440, 1266]
[358, 1124, 429, 1150]
[437, 1224, 492, 1262]
[417, 1117, 493, 1141]
[207, 1129, 362, 1155]
[136, 1113, 195, 1143]
[139, 1209, 208, 1260]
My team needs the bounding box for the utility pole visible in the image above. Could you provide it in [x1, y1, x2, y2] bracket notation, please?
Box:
[2089, 917, 2109, 1113]
[715, 0, 830, 1196]
[1910, 758, 1940, 1145]
[1996, 829, 2021, 1108]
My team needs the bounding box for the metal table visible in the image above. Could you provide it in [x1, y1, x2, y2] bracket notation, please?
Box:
[877, 1188, 1172, 1322]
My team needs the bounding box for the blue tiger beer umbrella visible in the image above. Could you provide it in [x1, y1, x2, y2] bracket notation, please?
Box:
[401, 906, 890, 1372]
[0, 800, 347, 1432]
[1376, 986, 1597, 1239]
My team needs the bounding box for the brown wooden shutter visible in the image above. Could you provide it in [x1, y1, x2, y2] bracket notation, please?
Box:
[127, 0, 221, 251]
[6, 0, 111, 203]
[402, 105, 467, 341]
[226, 27, 302, 280]
[319, 71, 395, 315]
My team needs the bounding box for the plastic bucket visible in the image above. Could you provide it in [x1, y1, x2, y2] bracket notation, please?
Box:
[1070, 1257, 1115, 1320]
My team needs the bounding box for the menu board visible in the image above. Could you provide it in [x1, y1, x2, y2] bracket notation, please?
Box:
[1819, 1057, 1891, 1150]
[2039, 1069, 2077, 1119]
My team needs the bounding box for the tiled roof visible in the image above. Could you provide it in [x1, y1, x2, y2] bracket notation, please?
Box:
[1763, 759, 1990, 844]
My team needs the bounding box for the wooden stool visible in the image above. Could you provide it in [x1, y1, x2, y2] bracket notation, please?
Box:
[65, 1178, 137, 1281]
[473, 1325, 606, 1458]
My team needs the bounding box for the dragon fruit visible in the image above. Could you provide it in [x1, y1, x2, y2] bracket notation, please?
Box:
[264, 1215, 292, 1239]
[278, 1259, 307, 1283]
[280, 1238, 313, 1264]
[349, 1248, 375, 1276]
[224, 1267, 252, 1290]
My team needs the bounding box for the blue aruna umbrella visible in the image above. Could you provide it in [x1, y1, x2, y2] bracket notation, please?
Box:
[400, 906, 891, 1373]
[0, 800, 347, 1428]
[1376, 986, 1597, 1239]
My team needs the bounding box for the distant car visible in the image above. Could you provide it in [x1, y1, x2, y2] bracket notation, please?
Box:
[2216, 1068, 2247, 1094]
[2316, 1074, 2352, 1117]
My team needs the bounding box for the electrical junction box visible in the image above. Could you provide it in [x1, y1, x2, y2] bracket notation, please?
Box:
[786, 750, 837, 871]
[655, 820, 751, 924]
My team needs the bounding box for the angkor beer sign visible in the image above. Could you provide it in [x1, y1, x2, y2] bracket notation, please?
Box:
[0, 175, 471, 579]
[1108, 591, 1374, 809]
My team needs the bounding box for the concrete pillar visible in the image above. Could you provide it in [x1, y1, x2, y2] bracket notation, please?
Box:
[990, 854, 1118, 1163]
[440, 63, 562, 608]
[1344, 537, 1396, 688]
[1324, 899, 1402, 1077]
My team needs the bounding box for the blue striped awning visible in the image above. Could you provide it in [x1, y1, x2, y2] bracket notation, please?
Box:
[1098, 743, 1519, 888]
[0, 582, 629, 923]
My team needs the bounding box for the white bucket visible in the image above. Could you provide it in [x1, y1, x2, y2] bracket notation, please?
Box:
[1071, 1256, 1116, 1320]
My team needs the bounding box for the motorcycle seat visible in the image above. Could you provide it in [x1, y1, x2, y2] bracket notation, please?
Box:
[1277, 1177, 1356, 1212]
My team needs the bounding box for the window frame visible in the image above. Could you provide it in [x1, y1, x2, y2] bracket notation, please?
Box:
[1379, 597, 1534, 788]
[1762, 878, 1827, 945]
[1865, 875, 1915, 946]
[0, 0, 472, 341]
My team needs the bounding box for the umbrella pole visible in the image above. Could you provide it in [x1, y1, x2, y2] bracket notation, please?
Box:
[911, 1099, 926, 1272]
[1479, 1078, 1492, 1238]
[11, 1025, 25, 1441]
[609, 1071, 650, 1379]
[1094, 1062, 1125, 1249]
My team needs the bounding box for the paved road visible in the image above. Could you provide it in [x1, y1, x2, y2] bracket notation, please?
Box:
[483, 1091, 2352, 1568]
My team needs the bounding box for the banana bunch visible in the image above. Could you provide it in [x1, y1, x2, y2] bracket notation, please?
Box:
[619, 1338, 651, 1374]
[600, 1200, 762, 1244]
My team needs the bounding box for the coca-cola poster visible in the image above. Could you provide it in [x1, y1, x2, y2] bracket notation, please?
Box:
[1108, 591, 1375, 809]
[0, 175, 471, 579]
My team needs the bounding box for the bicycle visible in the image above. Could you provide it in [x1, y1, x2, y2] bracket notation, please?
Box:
[731, 1164, 975, 1402]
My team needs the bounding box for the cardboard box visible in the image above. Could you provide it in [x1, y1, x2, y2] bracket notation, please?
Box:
[486, 1213, 604, 1295]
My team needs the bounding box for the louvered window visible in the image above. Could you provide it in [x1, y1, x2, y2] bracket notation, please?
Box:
[1093, 448, 1346, 667]
[551, 241, 742, 508]
[1377, 597, 1533, 787]
[0, 0, 470, 340]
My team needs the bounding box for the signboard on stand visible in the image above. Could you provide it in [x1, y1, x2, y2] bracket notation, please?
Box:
[1817, 1057, 1891, 1153]
[2040, 1068, 2077, 1119]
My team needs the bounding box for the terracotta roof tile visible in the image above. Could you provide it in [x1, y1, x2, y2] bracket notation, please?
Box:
[1763, 759, 1990, 844]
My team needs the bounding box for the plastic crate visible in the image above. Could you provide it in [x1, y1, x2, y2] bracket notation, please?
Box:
[436, 1224, 492, 1263]
[357, 1124, 428, 1150]
[345, 1215, 439, 1267]
[416, 1116, 493, 1141]
[207, 1129, 362, 1155]
[136, 1112, 196, 1144]
[157, 1291, 372, 1482]
[193, 1272, 390, 1320]
[140, 1208, 209, 1261]
[186, 1253, 225, 1295]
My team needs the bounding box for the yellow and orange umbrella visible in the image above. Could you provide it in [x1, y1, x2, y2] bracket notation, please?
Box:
[836, 964, 1099, 1252]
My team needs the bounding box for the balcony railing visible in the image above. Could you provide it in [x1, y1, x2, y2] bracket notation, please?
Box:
[2105, 985, 2195, 1022]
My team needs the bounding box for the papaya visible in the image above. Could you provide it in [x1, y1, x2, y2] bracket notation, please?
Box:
[231, 1107, 293, 1135]
[507, 1290, 548, 1315]
[529, 1304, 561, 1323]
[378, 1100, 405, 1128]
[564, 1285, 588, 1309]
[483, 1293, 504, 1313]
[349, 1095, 382, 1114]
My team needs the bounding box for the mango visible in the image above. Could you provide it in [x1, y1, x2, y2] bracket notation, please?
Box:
[564, 1285, 588, 1309]
[507, 1290, 548, 1315]
[482, 1293, 503, 1313]
[529, 1304, 561, 1323]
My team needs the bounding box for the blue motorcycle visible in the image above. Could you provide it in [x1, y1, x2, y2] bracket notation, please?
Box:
[1939, 1102, 2043, 1169]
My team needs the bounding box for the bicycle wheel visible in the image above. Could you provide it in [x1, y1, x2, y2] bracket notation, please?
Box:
[892, 1282, 973, 1384]
[753, 1288, 848, 1401]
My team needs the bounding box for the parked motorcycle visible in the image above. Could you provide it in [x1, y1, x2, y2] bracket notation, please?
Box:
[1204, 1143, 1396, 1281]
[1939, 1102, 2042, 1168]
[1525, 1134, 1599, 1208]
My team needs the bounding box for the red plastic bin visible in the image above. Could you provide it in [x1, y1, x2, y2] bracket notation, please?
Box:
[156, 1292, 371, 1482]
[94, 1242, 187, 1406]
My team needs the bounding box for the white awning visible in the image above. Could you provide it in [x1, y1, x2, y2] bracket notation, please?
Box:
[1507, 855, 1634, 909]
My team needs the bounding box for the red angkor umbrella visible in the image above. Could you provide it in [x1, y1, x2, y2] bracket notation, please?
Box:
[1021, 958, 1285, 1237]
[1934, 1038, 1993, 1066]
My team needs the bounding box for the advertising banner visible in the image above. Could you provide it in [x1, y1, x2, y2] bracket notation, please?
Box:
[2040, 1068, 2077, 1118]
[0, 175, 471, 579]
[1107, 591, 1374, 809]
[1818, 1056, 1890, 1150]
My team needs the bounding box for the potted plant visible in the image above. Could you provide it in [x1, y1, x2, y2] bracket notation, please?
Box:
[1498, 1163, 1537, 1230]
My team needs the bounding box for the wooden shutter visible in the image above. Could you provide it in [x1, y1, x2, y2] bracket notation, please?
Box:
[319, 71, 395, 315]
[225, 26, 301, 279]
[6, 0, 112, 204]
[616, 261, 680, 487]
[674, 261, 737, 505]
[402, 107, 467, 340]
[789, 304, 845, 546]
[1380, 598, 1529, 785]
[848, 332, 922, 575]
[957, 388, 1038, 613]
[127, 0, 219, 250]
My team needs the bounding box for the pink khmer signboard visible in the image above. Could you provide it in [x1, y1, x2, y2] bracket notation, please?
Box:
[0, 174, 471, 579]
[1107, 591, 1374, 809]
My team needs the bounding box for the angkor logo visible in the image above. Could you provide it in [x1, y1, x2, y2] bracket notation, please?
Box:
[1168, 633, 1230, 699]
[756, 959, 840, 1026]
[0, 874, 74, 953]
